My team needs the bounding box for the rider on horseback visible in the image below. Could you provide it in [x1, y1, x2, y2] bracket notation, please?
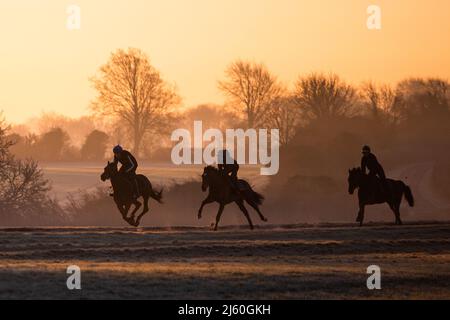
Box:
[113, 145, 139, 199]
[217, 149, 240, 193]
[361, 145, 390, 201]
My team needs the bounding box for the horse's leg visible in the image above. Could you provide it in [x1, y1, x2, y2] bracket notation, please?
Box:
[235, 200, 254, 230]
[117, 203, 128, 219]
[134, 195, 149, 227]
[119, 203, 134, 225]
[395, 204, 402, 225]
[129, 200, 142, 221]
[389, 196, 402, 225]
[198, 195, 214, 220]
[213, 204, 225, 231]
[356, 201, 362, 222]
[357, 203, 365, 227]
[245, 199, 267, 222]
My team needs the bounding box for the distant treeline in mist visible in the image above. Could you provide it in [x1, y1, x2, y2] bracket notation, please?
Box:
[1, 47, 450, 225]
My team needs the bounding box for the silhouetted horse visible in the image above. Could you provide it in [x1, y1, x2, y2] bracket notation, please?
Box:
[198, 165, 267, 231]
[101, 161, 163, 227]
[348, 167, 414, 226]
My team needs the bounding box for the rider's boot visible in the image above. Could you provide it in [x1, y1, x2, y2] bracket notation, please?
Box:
[231, 179, 242, 197]
[382, 180, 393, 204]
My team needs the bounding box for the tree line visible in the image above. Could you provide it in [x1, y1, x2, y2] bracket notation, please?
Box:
[7, 47, 450, 162]
[87, 47, 450, 154]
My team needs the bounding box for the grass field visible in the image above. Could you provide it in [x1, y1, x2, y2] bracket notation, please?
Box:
[1, 222, 449, 299]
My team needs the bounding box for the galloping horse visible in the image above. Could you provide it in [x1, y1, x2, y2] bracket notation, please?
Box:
[198, 165, 267, 231]
[101, 161, 163, 226]
[347, 167, 414, 226]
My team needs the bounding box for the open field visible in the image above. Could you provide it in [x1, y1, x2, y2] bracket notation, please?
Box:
[41, 162, 268, 202]
[0, 222, 449, 299]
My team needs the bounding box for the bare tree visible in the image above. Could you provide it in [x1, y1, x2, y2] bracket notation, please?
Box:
[218, 60, 282, 128]
[293, 73, 357, 121]
[264, 95, 301, 146]
[394, 78, 450, 121]
[360, 82, 400, 124]
[0, 119, 61, 224]
[0, 123, 13, 163]
[90, 48, 180, 155]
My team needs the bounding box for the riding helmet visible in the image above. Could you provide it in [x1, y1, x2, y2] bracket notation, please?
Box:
[113, 145, 123, 154]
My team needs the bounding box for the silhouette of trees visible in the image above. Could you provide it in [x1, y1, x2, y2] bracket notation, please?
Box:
[90, 48, 180, 155]
[9, 127, 74, 161]
[35, 127, 71, 161]
[394, 78, 450, 121]
[27, 113, 95, 147]
[264, 95, 301, 146]
[80, 130, 109, 160]
[0, 120, 59, 224]
[0, 124, 13, 162]
[219, 60, 282, 128]
[360, 82, 401, 124]
[293, 73, 357, 121]
[183, 104, 238, 130]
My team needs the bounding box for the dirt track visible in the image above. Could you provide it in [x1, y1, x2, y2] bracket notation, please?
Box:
[0, 222, 449, 299]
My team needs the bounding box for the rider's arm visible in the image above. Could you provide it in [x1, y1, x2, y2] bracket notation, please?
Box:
[125, 155, 135, 172]
[361, 157, 367, 174]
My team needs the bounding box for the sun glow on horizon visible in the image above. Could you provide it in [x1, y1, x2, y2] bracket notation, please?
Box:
[0, 0, 449, 123]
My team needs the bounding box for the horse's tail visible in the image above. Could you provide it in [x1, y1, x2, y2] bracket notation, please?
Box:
[151, 188, 164, 204]
[245, 186, 264, 206]
[238, 179, 264, 205]
[403, 183, 414, 207]
[250, 190, 265, 206]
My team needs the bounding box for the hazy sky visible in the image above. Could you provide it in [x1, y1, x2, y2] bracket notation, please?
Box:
[0, 0, 449, 123]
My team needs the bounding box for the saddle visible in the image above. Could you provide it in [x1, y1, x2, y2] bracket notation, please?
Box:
[367, 175, 390, 200]
[120, 172, 141, 197]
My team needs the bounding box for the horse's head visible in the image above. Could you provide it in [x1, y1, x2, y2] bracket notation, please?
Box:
[201, 165, 218, 192]
[101, 161, 118, 181]
[348, 167, 363, 194]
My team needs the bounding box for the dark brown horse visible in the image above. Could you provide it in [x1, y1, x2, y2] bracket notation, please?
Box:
[198, 165, 267, 231]
[101, 161, 163, 226]
[348, 167, 414, 226]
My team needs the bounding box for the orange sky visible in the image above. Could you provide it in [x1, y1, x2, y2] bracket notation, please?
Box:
[0, 0, 449, 123]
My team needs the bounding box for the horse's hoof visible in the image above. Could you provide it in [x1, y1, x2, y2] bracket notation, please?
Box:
[262, 217, 268, 222]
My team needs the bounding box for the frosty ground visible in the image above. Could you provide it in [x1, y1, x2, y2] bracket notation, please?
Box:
[0, 222, 449, 299]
